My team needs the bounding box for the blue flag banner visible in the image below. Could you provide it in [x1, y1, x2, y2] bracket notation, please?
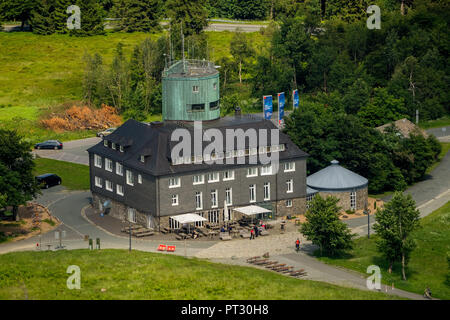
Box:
[278, 92, 285, 126]
[293, 89, 299, 109]
[263, 95, 273, 120]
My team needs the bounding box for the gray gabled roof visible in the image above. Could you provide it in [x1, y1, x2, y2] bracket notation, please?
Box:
[307, 160, 368, 191]
[87, 115, 308, 177]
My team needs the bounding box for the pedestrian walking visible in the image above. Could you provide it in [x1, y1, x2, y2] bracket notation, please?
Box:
[254, 225, 258, 237]
[250, 229, 255, 240]
[295, 238, 300, 252]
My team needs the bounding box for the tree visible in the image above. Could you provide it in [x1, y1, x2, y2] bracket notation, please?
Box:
[0, 129, 40, 220]
[230, 29, 254, 84]
[107, 42, 128, 113]
[83, 52, 105, 106]
[0, 0, 38, 30]
[357, 87, 407, 127]
[113, 0, 160, 32]
[166, 0, 208, 36]
[301, 194, 354, 256]
[374, 192, 420, 280]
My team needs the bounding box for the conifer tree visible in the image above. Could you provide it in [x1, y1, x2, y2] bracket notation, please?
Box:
[113, 0, 161, 32]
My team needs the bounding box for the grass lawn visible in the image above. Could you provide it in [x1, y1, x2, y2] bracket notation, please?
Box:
[419, 116, 450, 129]
[0, 249, 401, 300]
[317, 201, 450, 299]
[0, 30, 268, 143]
[33, 158, 89, 190]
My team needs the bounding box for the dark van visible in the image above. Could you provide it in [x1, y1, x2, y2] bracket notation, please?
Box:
[36, 174, 62, 189]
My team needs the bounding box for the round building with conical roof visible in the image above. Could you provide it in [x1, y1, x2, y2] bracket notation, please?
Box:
[306, 160, 368, 211]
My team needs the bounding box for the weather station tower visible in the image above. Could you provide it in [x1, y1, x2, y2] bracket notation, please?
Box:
[162, 56, 220, 121]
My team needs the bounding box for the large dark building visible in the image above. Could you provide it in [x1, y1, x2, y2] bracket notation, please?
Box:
[87, 59, 309, 230]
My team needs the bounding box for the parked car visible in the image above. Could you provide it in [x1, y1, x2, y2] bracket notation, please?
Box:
[97, 127, 116, 138]
[36, 174, 62, 189]
[34, 140, 63, 150]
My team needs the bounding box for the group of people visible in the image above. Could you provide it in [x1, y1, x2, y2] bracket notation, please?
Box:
[249, 222, 266, 240]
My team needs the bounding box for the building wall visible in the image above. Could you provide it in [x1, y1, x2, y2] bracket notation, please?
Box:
[89, 153, 157, 215]
[162, 72, 220, 121]
[158, 158, 307, 218]
[92, 192, 151, 227]
[318, 187, 368, 211]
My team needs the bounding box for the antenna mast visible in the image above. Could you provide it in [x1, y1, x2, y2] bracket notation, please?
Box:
[181, 23, 185, 73]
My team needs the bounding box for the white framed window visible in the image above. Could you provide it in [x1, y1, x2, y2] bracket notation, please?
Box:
[195, 212, 205, 227]
[286, 179, 293, 193]
[94, 176, 102, 188]
[105, 180, 113, 191]
[193, 174, 204, 185]
[172, 194, 179, 206]
[192, 85, 199, 93]
[119, 145, 124, 153]
[211, 189, 218, 208]
[286, 199, 293, 207]
[195, 191, 203, 210]
[247, 167, 258, 177]
[223, 170, 235, 181]
[140, 155, 145, 163]
[112, 142, 116, 150]
[307, 193, 315, 209]
[264, 182, 270, 201]
[127, 208, 136, 223]
[169, 217, 180, 229]
[225, 187, 232, 205]
[213, 83, 217, 90]
[208, 210, 219, 223]
[261, 164, 272, 176]
[279, 144, 285, 151]
[116, 162, 123, 176]
[207, 172, 219, 183]
[169, 177, 180, 188]
[350, 191, 357, 210]
[103, 140, 108, 147]
[105, 158, 113, 172]
[116, 184, 124, 196]
[94, 154, 102, 168]
[138, 174, 142, 184]
[284, 162, 295, 172]
[126, 170, 134, 186]
[249, 184, 256, 203]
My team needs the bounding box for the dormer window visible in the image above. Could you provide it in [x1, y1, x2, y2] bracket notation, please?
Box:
[119, 145, 124, 153]
[192, 85, 199, 93]
[112, 143, 116, 150]
[103, 140, 108, 147]
[140, 155, 145, 163]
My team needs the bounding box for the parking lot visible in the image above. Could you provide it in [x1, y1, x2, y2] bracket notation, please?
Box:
[32, 137, 101, 165]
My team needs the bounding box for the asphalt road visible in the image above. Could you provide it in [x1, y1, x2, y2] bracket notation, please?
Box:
[33, 137, 100, 165]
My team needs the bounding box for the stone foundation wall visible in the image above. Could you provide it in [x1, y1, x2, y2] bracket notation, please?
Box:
[92, 192, 150, 228]
[318, 187, 368, 211]
[275, 197, 307, 217]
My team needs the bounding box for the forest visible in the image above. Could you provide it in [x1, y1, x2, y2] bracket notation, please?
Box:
[1, 0, 448, 193]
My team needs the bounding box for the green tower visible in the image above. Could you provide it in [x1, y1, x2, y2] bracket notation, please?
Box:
[162, 59, 220, 121]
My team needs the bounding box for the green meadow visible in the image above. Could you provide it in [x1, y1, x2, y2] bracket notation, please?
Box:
[318, 202, 450, 300]
[0, 249, 402, 300]
[0, 31, 267, 143]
